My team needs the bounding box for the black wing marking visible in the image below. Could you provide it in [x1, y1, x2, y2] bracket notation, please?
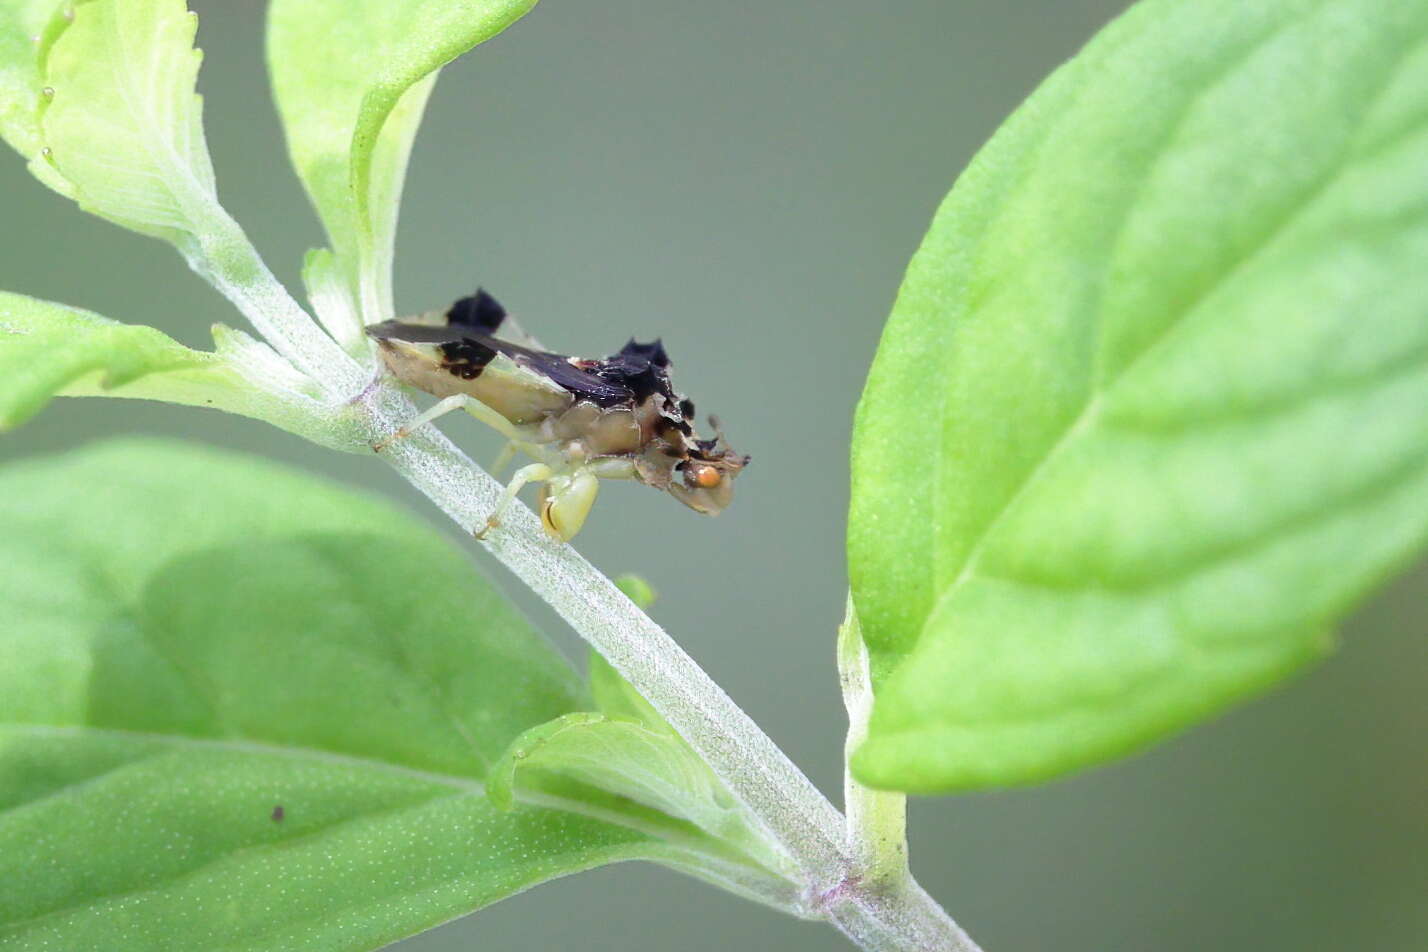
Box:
[446, 288, 506, 333]
[367, 321, 478, 345]
[446, 288, 545, 349]
[596, 338, 677, 403]
[366, 320, 632, 405]
[616, 338, 670, 369]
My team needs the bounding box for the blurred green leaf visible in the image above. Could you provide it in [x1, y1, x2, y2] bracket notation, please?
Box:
[267, 0, 537, 318]
[612, 573, 658, 611]
[0, 440, 687, 949]
[848, 0, 1428, 793]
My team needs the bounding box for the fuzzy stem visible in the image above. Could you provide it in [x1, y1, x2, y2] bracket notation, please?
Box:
[193, 247, 981, 948]
[364, 384, 845, 884]
[358, 386, 983, 951]
[833, 597, 983, 952]
[827, 877, 982, 952]
[838, 595, 909, 885]
[191, 217, 366, 397]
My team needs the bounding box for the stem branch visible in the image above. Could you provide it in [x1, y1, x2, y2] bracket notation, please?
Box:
[839, 596, 909, 884]
[369, 386, 845, 884]
[200, 254, 982, 949]
[835, 597, 982, 951]
[362, 388, 983, 951]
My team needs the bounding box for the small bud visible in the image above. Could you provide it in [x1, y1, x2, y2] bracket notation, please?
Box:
[613, 574, 657, 610]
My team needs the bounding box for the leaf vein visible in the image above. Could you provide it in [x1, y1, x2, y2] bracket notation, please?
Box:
[923, 24, 1424, 648]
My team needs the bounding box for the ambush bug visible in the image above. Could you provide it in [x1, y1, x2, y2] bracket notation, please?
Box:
[366, 290, 749, 541]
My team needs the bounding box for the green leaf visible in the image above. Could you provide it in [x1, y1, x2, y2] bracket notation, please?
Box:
[16, 0, 357, 393]
[302, 245, 363, 352]
[848, 0, 1428, 793]
[486, 710, 796, 905]
[34, 0, 228, 253]
[487, 713, 748, 845]
[0, 440, 685, 949]
[588, 649, 673, 733]
[0, 0, 60, 154]
[0, 0, 88, 194]
[582, 648, 793, 867]
[0, 291, 211, 428]
[0, 291, 330, 439]
[587, 580, 665, 727]
[267, 0, 537, 318]
[613, 573, 658, 611]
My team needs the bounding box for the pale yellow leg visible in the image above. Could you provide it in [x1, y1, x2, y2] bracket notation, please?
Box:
[474, 463, 553, 539]
[539, 469, 600, 541]
[375, 394, 520, 452]
[489, 441, 518, 476]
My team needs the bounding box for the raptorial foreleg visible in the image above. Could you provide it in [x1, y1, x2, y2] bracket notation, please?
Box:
[474, 463, 554, 540]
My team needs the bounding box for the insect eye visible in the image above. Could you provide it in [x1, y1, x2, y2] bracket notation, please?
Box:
[685, 464, 722, 490]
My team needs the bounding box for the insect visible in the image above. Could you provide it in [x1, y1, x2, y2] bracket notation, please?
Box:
[366, 289, 749, 541]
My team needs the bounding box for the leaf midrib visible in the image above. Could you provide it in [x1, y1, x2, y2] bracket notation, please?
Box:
[1, 723, 485, 796]
[3, 723, 781, 878]
[0, 724, 788, 936]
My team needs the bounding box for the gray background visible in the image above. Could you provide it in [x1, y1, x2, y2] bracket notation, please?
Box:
[2, 1, 1424, 950]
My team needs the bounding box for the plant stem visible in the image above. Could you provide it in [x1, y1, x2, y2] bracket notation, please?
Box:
[359, 386, 982, 951]
[827, 877, 982, 952]
[205, 258, 982, 949]
[367, 384, 845, 882]
[834, 598, 983, 951]
[838, 596, 909, 885]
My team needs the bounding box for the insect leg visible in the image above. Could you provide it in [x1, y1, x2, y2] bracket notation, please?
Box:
[474, 463, 553, 540]
[538, 468, 600, 541]
[489, 441, 518, 476]
[374, 394, 520, 451]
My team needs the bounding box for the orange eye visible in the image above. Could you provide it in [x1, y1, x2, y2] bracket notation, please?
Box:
[687, 464, 722, 490]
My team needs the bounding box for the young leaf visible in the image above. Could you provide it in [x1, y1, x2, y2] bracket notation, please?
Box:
[302, 246, 363, 352]
[487, 713, 751, 847]
[848, 0, 1428, 793]
[0, 291, 211, 427]
[613, 573, 658, 611]
[0, 0, 97, 195]
[0, 291, 337, 442]
[588, 578, 670, 728]
[267, 0, 538, 319]
[588, 649, 674, 733]
[0, 0, 63, 154]
[19, 0, 354, 388]
[0, 440, 691, 949]
[35, 0, 221, 249]
[486, 711, 796, 905]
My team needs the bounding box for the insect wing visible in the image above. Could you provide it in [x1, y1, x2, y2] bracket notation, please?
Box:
[468, 350, 578, 423]
[367, 320, 632, 420]
[446, 288, 546, 350]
